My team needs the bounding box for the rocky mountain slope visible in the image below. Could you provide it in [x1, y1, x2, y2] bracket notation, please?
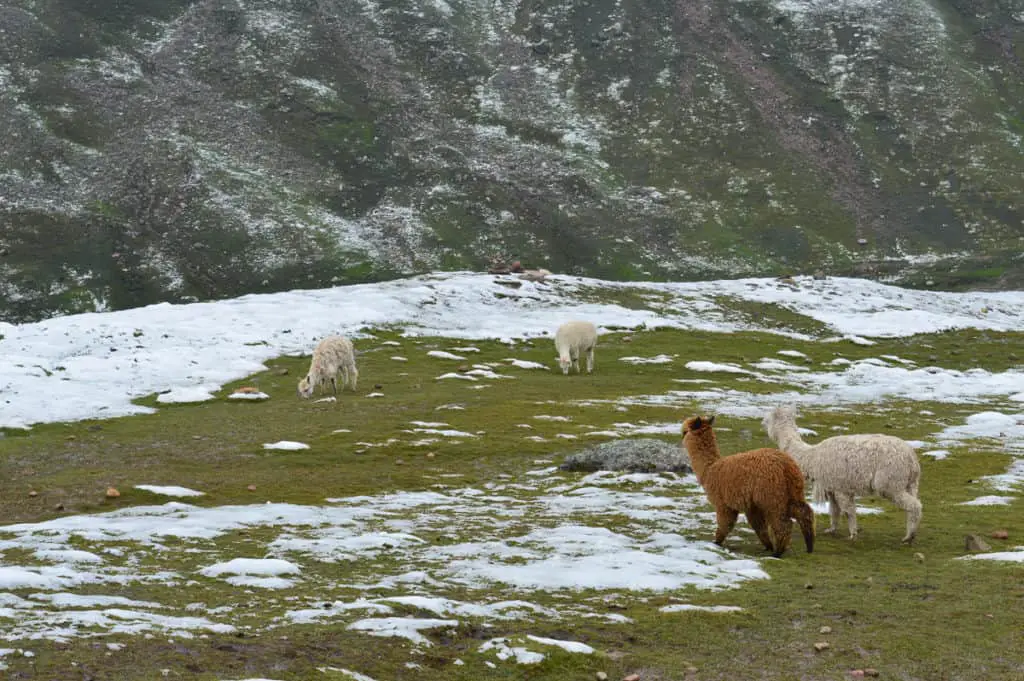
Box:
[1, 0, 1022, 321]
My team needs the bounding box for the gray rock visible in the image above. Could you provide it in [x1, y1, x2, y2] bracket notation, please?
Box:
[560, 438, 691, 474]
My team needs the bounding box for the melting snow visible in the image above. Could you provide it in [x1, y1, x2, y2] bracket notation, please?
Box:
[659, 604, 744, 613]
[427, 350, 467, 360]
[4, 272, 1024, 429]
[620, 355, 674, 364]
[263, 441, 310, 451]
[0, 471, 768, 643]
[134, 485, 205, 498]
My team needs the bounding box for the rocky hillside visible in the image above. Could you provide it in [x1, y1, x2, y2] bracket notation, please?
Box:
[1, 0, 1022, 321]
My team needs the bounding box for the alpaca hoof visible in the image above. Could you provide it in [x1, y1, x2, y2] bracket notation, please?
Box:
[902, 535, 916, 545]
[847, 534, 858, 541]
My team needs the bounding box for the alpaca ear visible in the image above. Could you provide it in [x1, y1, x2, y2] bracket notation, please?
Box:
[691, 416, 702, 430]
[707, 415, 716, 427]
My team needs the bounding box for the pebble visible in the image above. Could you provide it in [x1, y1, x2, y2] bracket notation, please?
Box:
[864, 669, 879, 677]
[623, 675, 640, 681]
[813, 642, 830, 652]
[28, 490, 38, 497]
[819, 626, 832, 634]
[596, 673, 608, 681]
[425, 452, 436, 459]
[105, 487, 121, 498]
[246, 484, 257, 492]
[991, 529, 1009, 540]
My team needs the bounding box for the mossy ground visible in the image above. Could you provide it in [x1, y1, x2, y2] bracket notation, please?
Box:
[1, 322, 1022, 680]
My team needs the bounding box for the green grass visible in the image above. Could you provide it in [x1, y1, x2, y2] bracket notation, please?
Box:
[1, 326, 1022, 680]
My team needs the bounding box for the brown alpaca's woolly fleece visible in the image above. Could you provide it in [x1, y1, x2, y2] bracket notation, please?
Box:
[682, 415, 815, 557]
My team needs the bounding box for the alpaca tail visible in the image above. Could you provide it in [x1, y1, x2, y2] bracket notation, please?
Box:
[790, 500, 816, 554]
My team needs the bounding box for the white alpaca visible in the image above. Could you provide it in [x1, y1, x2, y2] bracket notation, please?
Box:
[761, 405, 922, 544]
[554, 320, 598, 375]
[297, 335, 358, 398]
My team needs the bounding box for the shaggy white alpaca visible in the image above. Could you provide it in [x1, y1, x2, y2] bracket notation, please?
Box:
[554, 320, 598, 375]
[762, 405, 922, 544]
[297, 335, 358, 398]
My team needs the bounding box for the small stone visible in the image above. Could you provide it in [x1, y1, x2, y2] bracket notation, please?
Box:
[105, 487, 121, 498]
[864, 669, 879, 677]
[813, 642, 830, 652]
[192, 435, 202, 440]
[395, 458, 405, 465]
[66, 435, 77, 441]
[685, 667, 698, 674]
[246, 484, 257, 492]
[355, 449, 367, 455]
[596, 673, 608, 681]
[965, 534, 991, 552]
[991, 530, 1009, 540]
[819, 626, 832, 634]
[804, 582, 814, 589]
[914, 552, 925, 563]
[457, 365, 471, 373]
[28, 490, 38, 497]
[273, 367, 289, 376]
[55, 503, 65, 511]
[426, 452, 436, 459]
[623, 675, 641, 681]
[850, 671, 865, 679]
[622, 336, 633, 343]
[374, 384, 383, 390]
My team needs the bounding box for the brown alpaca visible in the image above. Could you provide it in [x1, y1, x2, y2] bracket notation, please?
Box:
[682, 415, 815, 557]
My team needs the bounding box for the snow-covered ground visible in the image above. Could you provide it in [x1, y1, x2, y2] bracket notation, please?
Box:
[0, 469, 763, 646]
[2, 272, 1023, 429]
[1, 271, 1023, 658]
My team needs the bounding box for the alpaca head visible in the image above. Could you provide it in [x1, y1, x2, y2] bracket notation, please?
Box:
[558, 353, 572, 374]
[761, 405, 797, 441]
[297, 375, 314, 399]
[682, 414, 716, 435]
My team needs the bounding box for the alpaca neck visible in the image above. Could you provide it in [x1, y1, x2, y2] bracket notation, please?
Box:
[775, 425, 812, 457]
[683, 430, 721, 483]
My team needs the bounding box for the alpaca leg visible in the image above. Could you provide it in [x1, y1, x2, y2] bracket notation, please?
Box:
[791, 500, 816, 554]
[768, 515, 794, 557]
[340, 366, 349, 392]
[714, 508, 739, 546]
[745, 507, 774, 552]
[892, 491, 922, 544]
[835, 492, 858, 539]
[586, 347, 594, 374]
[349, 365, 359, 391]
[825, 492, 841, 536]
[331, 375, 338, 396]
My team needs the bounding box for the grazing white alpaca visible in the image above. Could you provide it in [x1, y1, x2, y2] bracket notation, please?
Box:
[297, 335, 358, 398]
[761, 405, 922, 544]
[554, 320, 598, 375]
